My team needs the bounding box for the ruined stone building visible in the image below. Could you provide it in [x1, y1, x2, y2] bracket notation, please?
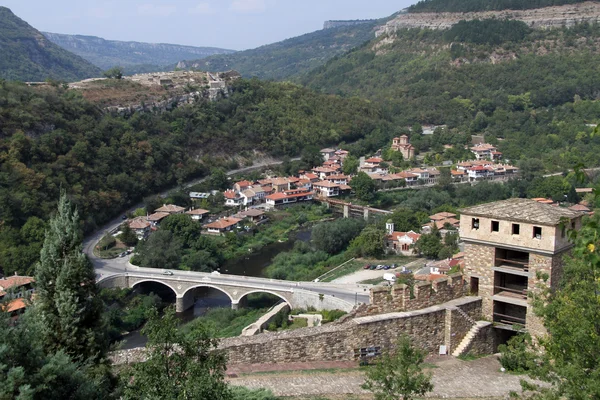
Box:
[460, 198, 583, 341]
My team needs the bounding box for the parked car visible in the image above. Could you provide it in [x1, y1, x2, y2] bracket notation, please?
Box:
[376, 265, 384, 270]
[390, 264, 397, 269]
[162, 270, 174, 276]
[369, 265, 377, 270]
[363, 264, 371, 270]
[383, 265, 390, 270]
[118, 252, 126, 258]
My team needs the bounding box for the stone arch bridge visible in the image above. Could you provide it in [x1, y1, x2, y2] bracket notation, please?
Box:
[98, 271, 369, 313]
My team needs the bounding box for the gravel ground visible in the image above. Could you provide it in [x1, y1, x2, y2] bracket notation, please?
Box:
[332, 258, 425, 284]
[229, 355, 532, 398]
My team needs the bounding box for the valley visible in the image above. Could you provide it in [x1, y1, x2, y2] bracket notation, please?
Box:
[1, 1, 600, 399]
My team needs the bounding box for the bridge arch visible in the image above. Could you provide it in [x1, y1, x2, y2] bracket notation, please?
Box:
[131, 279, 178, 302]
[181, 284, 235, 303]
[236, 289, 292, 308]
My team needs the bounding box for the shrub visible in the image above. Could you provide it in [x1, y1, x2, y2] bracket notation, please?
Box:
[498, 333, 537, 373]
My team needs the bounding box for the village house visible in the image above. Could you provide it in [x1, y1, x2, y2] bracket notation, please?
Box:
[313, 180, 340, 198]
[266, 189, 314, 209]
[0, 274, 35, 320]
[429, 212, 460, 229]
[234, 180, 253, 192]
[185, 208, 210, 221]
[384, 220, 421, 256]
[147, 212, 170, 226]
[271, 177, 292, 193]
[233, 208, 268, 225]
[320, 148, 336, 161]
[224, 189, 243, 207]
[470, 143, 502, 161]
[129, 217, 152, 239]
[324, 174, 350, 185]
[362, 157, 386, 173]
[300, 172, 320, 183]
[296, 178, 313, 191]
[204, 217, 242, 235]
[189, 192, 210, 200]
[312, 166, 338, 179]
[391, 135, 416, 160]
[335, 149, 349, 159]
[154, 204, 186, 214]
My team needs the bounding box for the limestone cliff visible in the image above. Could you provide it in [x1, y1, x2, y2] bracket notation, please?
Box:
[323, 19, 376, 30]
[376, 2, 600, 37]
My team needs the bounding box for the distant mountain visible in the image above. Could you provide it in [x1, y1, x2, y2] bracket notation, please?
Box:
[43, 32, 236, 73]
[0, 7, 101, 82]
[176, 19, 388, 80]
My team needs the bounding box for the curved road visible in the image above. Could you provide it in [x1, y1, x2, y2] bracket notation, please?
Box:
[83, 157, 371, 306]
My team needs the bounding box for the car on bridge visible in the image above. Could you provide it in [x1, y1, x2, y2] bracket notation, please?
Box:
[162, 270, 174, 276]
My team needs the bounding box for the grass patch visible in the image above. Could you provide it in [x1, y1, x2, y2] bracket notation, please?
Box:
[359, 278, 385, 285]
[287, 317, 308, 330]
[181, 307, 269, 338]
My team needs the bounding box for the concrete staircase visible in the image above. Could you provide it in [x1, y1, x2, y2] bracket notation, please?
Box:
[452, 321, 491, 357]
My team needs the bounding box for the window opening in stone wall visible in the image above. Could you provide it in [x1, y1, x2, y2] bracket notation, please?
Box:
[533, 226, 542, 240]
[472, 218, 480, 230]
[491, 220, 500, 232]
[512, 224, 520, 235]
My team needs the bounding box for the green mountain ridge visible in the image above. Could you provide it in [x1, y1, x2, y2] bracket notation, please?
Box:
[0, 7, 101, 82]
[176, 19, 389, 80]
[301, 19, 600, 170]
[43, 32, 236, 74]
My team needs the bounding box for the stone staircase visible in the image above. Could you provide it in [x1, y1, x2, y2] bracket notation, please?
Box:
[452, 321, 491, 357]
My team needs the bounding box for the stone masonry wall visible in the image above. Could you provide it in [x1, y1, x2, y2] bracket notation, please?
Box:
[526, 253, 564, 337]
[464, 243, 495, 318]
[359, 273, 466, 316]
[463, 322, 495, 356]
[445, 300, 483, 354]
[218, 297, 482, 365]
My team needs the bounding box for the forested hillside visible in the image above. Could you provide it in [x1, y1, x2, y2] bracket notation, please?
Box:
[177, 21, 383, 80]
[408, 0, 592, 12]
[0, 7, 101, 82]
[43, 32, 235, 74]
[302, 20, 600, 170]
[0, 79, 389, 276]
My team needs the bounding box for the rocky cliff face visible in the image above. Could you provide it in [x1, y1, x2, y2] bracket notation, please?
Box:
[376, 2, 600, 36]
[323, 19, 376, 29]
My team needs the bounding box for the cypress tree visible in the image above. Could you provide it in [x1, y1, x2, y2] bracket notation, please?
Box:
[34, 192, 108, 361]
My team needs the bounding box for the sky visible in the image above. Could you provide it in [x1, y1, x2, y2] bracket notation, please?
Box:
[1, 0, 416, 50]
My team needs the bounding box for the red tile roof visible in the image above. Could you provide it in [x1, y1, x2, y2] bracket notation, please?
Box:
[147, 212, 170, 222]
[267, 190, 314, 201]
[429, 212, 457, 221]
[224, 190, 239, 199]
[154, 204, 185, 213]
[129, 217, 152, 229]
[185, 208, 209, 216]
[204, 217, 241, 230]
[365, 157, 383, 163]
[313, 180, 340, 188]
[388, 231, 421, 243]
[0, 276, 34, 297]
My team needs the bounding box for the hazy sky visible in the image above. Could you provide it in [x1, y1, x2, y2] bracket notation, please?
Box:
[2, 0, 416, 50]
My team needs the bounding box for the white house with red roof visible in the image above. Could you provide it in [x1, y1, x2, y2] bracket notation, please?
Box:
[204, 217, 242, 235]
[266, 189, 314, 208]
[384, 220, 421, 256]
[470, 143, 502, 161]
[313, 180, 340, 198]
[224, 189, 243, 207]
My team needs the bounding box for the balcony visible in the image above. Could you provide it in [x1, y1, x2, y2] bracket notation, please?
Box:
[494, 286, 528, 300]
[494, 248, 530, 276]
[493, 272, 528, 305]
[495, 257, 529, 272]
[493, 301, 527, 330]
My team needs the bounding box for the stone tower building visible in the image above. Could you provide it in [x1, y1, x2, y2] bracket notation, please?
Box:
[391, 135, 415, 160]
[459, 198, 583, 338]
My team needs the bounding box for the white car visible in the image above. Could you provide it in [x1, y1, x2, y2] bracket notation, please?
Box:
[162, 270, 174, 276]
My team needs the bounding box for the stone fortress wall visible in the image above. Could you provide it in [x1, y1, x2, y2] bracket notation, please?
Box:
[111, 275, 492, 366]
[377, 2, 600, 37]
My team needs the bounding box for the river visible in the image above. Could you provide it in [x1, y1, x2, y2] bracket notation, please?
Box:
[119, 228, 312, 349]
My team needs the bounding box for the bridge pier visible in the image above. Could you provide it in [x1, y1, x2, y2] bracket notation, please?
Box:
[176, 295, 195, 313]
[363, 208, 369, 221]
[231, 300, 240, 310]
[343, 205, 349, 218]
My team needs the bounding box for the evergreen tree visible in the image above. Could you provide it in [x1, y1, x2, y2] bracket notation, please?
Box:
[34, 192, 108, 361]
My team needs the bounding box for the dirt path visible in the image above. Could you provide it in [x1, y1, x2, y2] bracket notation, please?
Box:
[332, 258, 425, 284]
[228, 355, 532, 398]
